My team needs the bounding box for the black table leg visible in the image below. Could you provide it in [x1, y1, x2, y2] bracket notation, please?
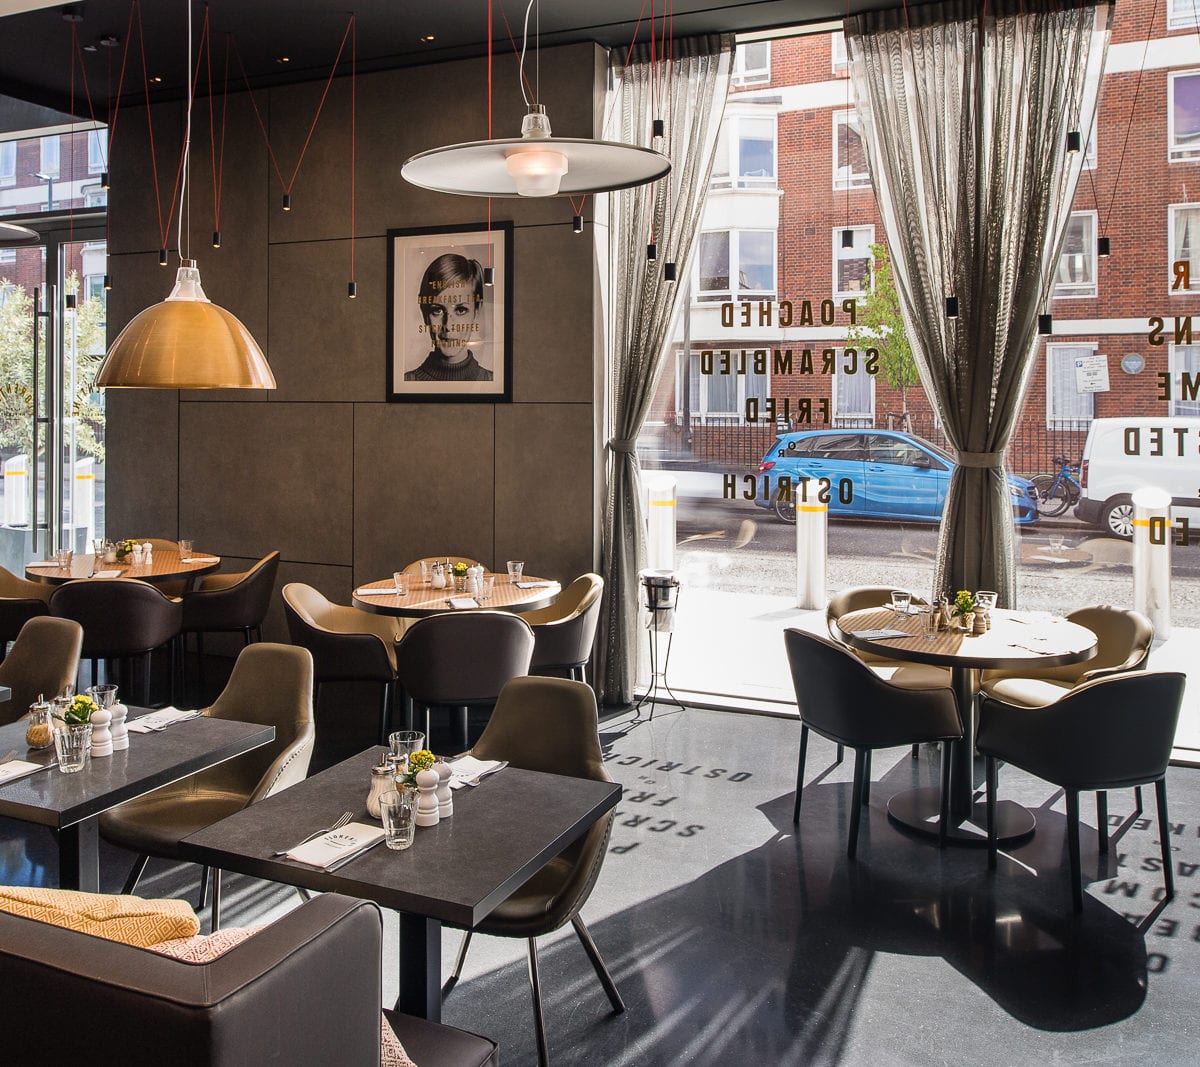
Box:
[396, 912, 442, 1022]
[948, 666, 978, 823]
[58, 819, 100, 891]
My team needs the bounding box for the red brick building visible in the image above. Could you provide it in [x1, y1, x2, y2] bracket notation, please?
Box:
[642, 3, 1200, 477]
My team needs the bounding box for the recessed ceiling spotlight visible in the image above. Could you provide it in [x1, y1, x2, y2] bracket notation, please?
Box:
[275, 55, 290, 64]
[150, 74, 163, 83]
[99, 35, 120, 48]
[83, 43, 98, 52]
[61, 6, 83, 23]
[420, 34, 436, 42]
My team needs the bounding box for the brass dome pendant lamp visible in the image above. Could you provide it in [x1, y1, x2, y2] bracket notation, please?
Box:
[97, 0, 275, 390]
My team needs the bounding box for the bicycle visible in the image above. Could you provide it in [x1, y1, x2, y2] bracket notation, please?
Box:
[1031, 455, 1082, 517]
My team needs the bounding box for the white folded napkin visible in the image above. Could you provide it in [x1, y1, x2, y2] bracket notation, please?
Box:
[0, 759, 53, 785]
[1028, 554, 1069, 563]
[849, 628, 912, 640]
[127, 707, 203, 733]
[515, 581, 555, 589]
[355, 587, 395, 596]
[287, 822, 386, 868]
[186, 556, 220, 564]
[448, 596, 479, 609]
[448, 755, 508, 790]
[89, 569, 123, 578]
[27, 561, 60, 568]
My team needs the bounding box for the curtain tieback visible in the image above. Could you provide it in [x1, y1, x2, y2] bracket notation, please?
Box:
[955, 451, 1004, 469]
[607, 438, 638, 454]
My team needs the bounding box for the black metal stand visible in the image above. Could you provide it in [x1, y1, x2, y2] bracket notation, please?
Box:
[632, 583, 687, 720]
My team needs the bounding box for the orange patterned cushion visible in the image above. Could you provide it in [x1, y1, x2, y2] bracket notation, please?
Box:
[0, 886, 199, 947]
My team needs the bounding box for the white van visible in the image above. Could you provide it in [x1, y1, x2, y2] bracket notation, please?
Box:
[1075, 416, 1200, 538]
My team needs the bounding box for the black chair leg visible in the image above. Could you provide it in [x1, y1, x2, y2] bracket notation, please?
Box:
[793, 723, 809, 825]
[1134, 785, 1144, 816]
[313, 681, 322, 717]
[1066, 789, 1083, 914]
[847, 749, 866, 859]
[1096, 791, 1109, 855]
[142, 651, 152, 707]
[939, 743, 953, 850]
[211, 868, 222, 932]
[1156, 778, 1174, 901]
[197, 633, 207, 699]
[526, 937, 549, 1067]
[985, 755, 997, 867]
[123, 854, 149, 895]
[295, 887, 312, 903]
[835, 743, 844, 765]
[402, 690, 414, 732]
[573, 915, 625, 1013]
[458, 706, 469, 751]
[911, 743, 920, 760]
[197, 865, 211, 910]
[860, 749, 871, 806]
[442, 929, 474, 997]
[379, 682, 392, 746]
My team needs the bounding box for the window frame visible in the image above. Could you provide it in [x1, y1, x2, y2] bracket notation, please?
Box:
[1168, 0, 1200, 31]
[832, 225, 875, 300]
[832, 109, 871, 190]
[87, 130, 107, 174]
[831, 348, 876, 422]
[710, 111, 778, 191]
[1169, 70, 1200, 163]
[1168, 202, 1200, 296]
[731, 40, 771, 87]
[695, 228, 777, 304]
[674, 349, 769, 421]
[40, 135, 60, 179]
[1053, 211, 1098, 300]
[1169, 342, 1200, 417]
[831, 31, 848, 74]
[1044, 342, 1098, 430]
[0, 141, 14, 187]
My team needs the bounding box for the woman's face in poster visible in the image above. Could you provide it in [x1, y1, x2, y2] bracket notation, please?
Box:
[426, 282, 479, 356]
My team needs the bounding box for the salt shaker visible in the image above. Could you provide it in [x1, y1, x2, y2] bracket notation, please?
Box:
[435, 760, 453, 818]
[90, 708, 113, 758]
[143, 542, 154, 563]
[109, 702, 129, 751]
[367, 759, 393, 820]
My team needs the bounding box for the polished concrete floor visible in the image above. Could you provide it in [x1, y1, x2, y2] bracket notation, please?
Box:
[3, 698, 1199, 1065]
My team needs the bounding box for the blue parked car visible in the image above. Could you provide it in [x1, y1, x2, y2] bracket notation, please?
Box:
[755, 429, 1039, 525]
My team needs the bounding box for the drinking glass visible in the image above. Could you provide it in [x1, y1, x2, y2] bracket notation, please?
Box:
[178, 539, 194, 562]
[419, 560, 430, 586]
[1048, 534, 1065, 554]
[92, 538, 106, 558]
[920, 609, 937, 639]
[53, 723, 92, 773]
[388, 730, 425, 777]
[507, 560, 524, 584]
[975, 591, 998, 613]
[89, 683, 118, 709]
[393, 572, 410, 596]
[479, 575, 495, 601]
[380, 790, 417, 850]
[56, 548, 73, 569]
[890, 590, 911, 617]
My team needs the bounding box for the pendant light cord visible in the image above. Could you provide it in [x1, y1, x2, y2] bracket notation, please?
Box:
[519, 0, 534, 106]
[177, 0, 194, 265]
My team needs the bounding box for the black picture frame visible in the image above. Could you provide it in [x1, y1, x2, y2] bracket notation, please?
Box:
[386, 221, 513, 402]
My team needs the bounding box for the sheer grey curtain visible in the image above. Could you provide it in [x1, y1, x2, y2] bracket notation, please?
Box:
[596, 35, 733, 705]
[846, 0, 1111, 604]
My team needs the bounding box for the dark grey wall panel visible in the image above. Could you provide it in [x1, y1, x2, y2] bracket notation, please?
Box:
[179, 402, 354, 564]
[267, 237, 384, 403]
[352, 403, 496, 582]
[495, 402, 593, 585]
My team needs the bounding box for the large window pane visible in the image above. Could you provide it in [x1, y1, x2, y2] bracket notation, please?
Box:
[1054, 213, 1097, 298]
[1170, 71, 1200, 161]
[1045, 344, 1096, 427]
[738, 231, 775, 294]
[833, 110, 870, 189]
[738, 116, 775, 182]
[698, 231, 730, 298]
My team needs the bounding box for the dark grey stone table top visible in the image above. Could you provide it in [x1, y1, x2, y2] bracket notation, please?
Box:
[0, 712, 274, 829]
[181, 746, 621, 928]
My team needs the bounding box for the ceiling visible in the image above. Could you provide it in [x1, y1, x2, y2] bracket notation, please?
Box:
[0, 0, 905, 118]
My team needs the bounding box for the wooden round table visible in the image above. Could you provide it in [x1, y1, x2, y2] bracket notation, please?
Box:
[352, 573, 561, 618]
[25, 550, 221, 587]
[836, 606, 1097, 845]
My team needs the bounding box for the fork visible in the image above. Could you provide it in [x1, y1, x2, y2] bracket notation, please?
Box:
[273, 811, 354, 856]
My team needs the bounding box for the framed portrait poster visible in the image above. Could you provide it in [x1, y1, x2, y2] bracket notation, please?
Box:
[386, 222, 513, 402]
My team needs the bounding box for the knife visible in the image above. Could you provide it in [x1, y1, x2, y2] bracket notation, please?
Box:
[326, 837, 385, 872]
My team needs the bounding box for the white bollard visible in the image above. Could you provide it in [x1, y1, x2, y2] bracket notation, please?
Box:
[644, 473, 677, 574]
[1132, 486, 1171, 641]
[795, 479, 827, 610]
[3, 453, 29, 527]
[74, 458, 95, 543]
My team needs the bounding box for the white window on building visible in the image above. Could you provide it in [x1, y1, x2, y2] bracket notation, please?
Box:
[88, 130, 107, 174]
[1169, 0, 1200, 30]
[696, 229, 776, 303]
[1045, 344, 1096, 429]
[1169, 344, 1200, 416]
[833, 348, 875, 422]
[711, 113, 777, 189]
[1081, 115, 1097, 170]
[731, 40, 770, 86]
[0, 141, 14, 186]
[833, 109, 870, 189]
[1170, 71, 1200, 163]
[831, 31, 848, 73]
[1169, 203, 1200, 293]
[1054, 212, 1097, 299]
[40, 135, 60, 178]
[833, 225, 874, 299]
[676, 351, 768, 420]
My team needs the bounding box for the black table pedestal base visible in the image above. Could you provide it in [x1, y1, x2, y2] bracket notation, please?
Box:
[396, 913, 442, 1022]
[888, 786, 1036, 846]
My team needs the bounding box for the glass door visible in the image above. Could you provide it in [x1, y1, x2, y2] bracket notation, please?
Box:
[0, 224, 106, 570]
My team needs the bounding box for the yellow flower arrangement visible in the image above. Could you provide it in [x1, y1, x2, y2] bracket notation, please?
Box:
[395, 748, 437, 787]
[952, 590, 977, 617]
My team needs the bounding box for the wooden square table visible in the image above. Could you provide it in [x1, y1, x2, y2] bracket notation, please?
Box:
[0, 712, 273, 891]
[180, 747, 621, 1021]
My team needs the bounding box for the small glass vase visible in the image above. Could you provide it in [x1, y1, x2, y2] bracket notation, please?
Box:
[453, 574, 469, 593]
[960, 611, 976, 632]
[54, 722, 93, 773]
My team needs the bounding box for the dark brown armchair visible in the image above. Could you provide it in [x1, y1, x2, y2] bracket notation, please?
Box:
[978, 670, 1185, 913]
[49, 577, 183, 705]
[394, 610, 534, 749]
[0, 616, 83, 725]
[100, 643, 316, 929]
[784, 628, 963, 855]
[521, 572, 603, 681]
[441, 676, 623, 1066]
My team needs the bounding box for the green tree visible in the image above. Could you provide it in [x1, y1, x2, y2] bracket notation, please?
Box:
[844, 242, 919, 429]
[0, 272, 105, 462]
